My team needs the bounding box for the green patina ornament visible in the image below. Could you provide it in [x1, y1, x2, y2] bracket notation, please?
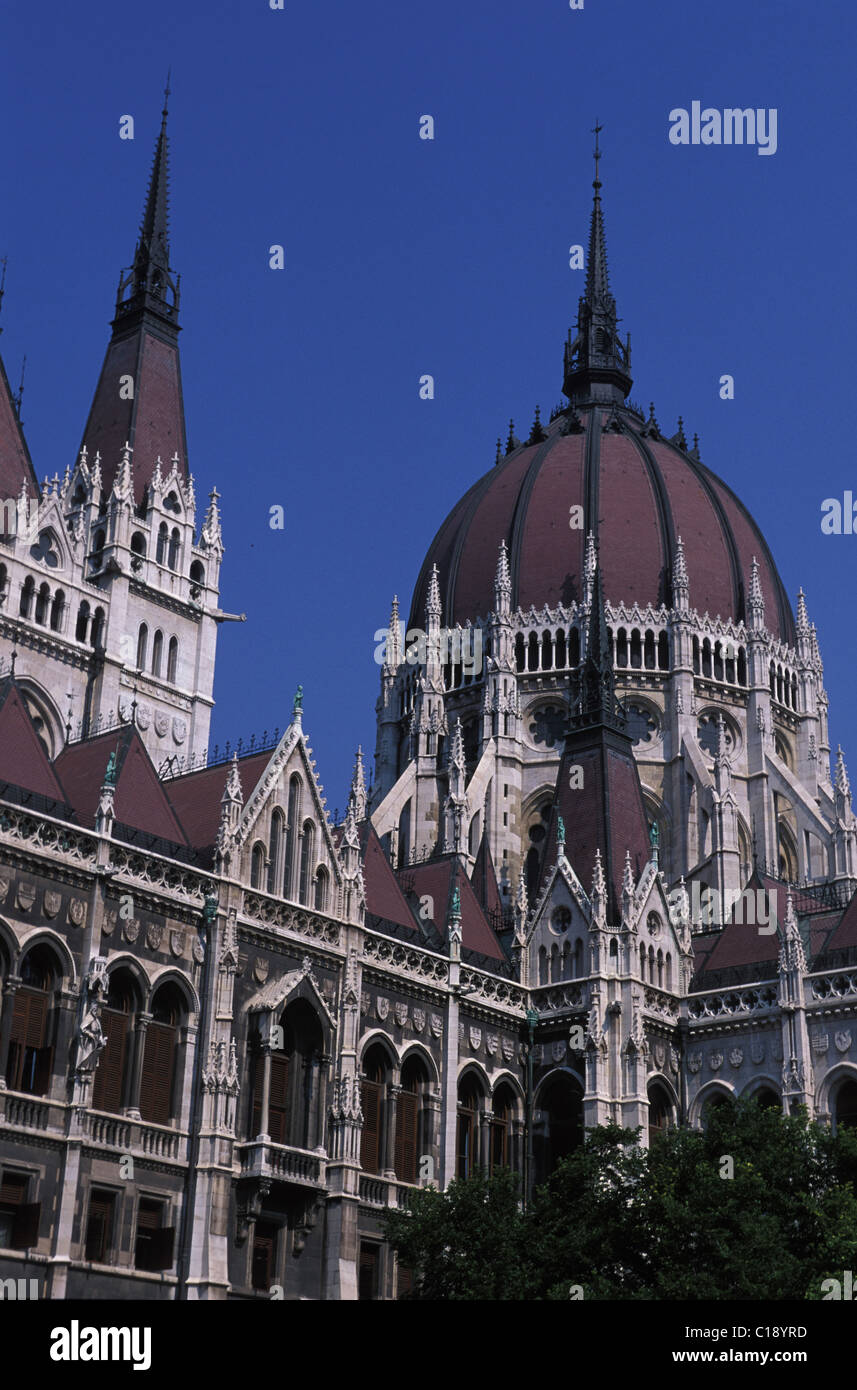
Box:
[557, 814, 566, 847]
[293, 684, 304, 711]
[202, 892, 218, 925]
[104, 751, 117, 786]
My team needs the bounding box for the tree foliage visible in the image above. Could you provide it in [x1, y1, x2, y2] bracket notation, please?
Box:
[382, 1100, 857, 1300]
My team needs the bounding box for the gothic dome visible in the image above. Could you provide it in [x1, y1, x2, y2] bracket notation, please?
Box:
[408, 404, 796, 645]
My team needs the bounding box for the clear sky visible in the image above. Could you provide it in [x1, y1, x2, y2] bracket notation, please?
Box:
[2, 0, 855, 814]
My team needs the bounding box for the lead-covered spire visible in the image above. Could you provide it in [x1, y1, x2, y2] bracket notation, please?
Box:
[115, 78, 180, 329]
[562, 125, 632, 405]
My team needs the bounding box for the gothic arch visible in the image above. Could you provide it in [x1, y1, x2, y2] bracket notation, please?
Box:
[358, 1031, 399, 1080]
[741, 1075, 782, 1105]
[490, 1069, 525, 1114]
[645, 1070, 679, 1111]
[15, 926, 76, 986]
[689, 1080, 736, 1127]
[103, 953, 150, 1005]
[457, 1060, 491, 1093]
[14, 678, 64, 758]
[816, 1062, 857, 1124]
[146, 966, 200, 1019]
[399, 1041, 440, 1087]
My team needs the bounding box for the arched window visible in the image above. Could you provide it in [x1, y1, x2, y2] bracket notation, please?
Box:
[299, 821, 315, 905]
[834, 1080, 857, 1133]
[550, 942, 560, 983]
[267, 811, 284, 895]
[457, 1076, 483, 1179]
[656, 948, 664, 988]
[753, 1088, 781, 1112]
[139, 983, 185, 1126]
[574, 937, 584, 977]
[130, 531, 146, 559]
[19, 575, 34, 618]
[397, 799, 411, 869]
[527, 632, 539, 671]
[665, 952, 673, 990]
[156, 523, 168, 565]
[541, 630, 553, 670]
[167, 636, 178, 683]
[90, 607, 105, 649]
[657, 630, 669, 669]
[538, 945, 548, 986]
[514, 633, 525, 673]
[5, 944, 59, 1095]
[644, 630, 656, 669]
[555, 629, 567, 668]
[490, 1083, 516, 1174]
[360, 1044, 390, 1174]
[250, 1000, 324, 1149]
[168, 527, 180, 570]
[49, 589, 65, 631]
[648, 945, 655, 982]
[616, 628, 628, 668]
[701, 638, 712, 678]
[91, 530, 105, 569]
[701, 1091, 734, 1129]
[190, 559, 205, 586]
[0, 563, 7, 598]
[283, 776, 301, 898]
[648, 1083, 672, 1144]
[151, 629, 163, 677]
[76, 600, 91, 643]
[630, 629, 642, 669]
[35, 582, 50, 625]
[534, 1074, 583, 1184]
[314, 866, 329, 912]
[569, 626, 580, 667]
[713, 641, 724, 681]
[396, 1056, 428, 1183]
[609, 937, 618, 970]
[92, 970, 138, 1114]
[250, 843, 265, 890]
[640, 943, 646, 980]
[136, 623, 148, 670]
[692, 635, 700, 674]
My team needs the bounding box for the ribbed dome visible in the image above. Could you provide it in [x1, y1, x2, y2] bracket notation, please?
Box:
[408, 404, 795, 646]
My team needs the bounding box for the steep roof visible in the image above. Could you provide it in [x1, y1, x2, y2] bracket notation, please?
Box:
[54, 726, 188, 843]
[0, 680, 68, 805]
[164, 750, 272, 853]
[0, 348, 38, 500]
[397, 856, 506, 962]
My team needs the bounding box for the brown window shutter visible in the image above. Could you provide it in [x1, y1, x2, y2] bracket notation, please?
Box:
[151, 1225, 175, 1271]
[268, 1054, 290, 1145]
[250, 1052, 263, 1137]
[251, 1221, 277, 1290]
[84, 1190, 115, 1262]
[10, 988, 48, 1050]
[0, 1172, 28, 1205]
[358, 1242, 379, 1300]
[394, 1090, 418, 1183]
[11, 1201, 41, 1249]
[31, 1046, 52, 1096]
[92, 1008, 128, 1113]
[360, 1080, 382, 1173]
[139, 1021, 176, 1125]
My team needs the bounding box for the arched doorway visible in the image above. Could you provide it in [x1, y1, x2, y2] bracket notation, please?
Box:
[534, 1073, 583, 1184]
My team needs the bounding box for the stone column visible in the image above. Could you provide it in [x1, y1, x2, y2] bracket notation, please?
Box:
[256, 1041, 273, 1141]
[0, 975, 21, 1086]
[125, 1012, 151, 1118]
[383, 1083, 401, 1179]
[51, 989, 79, 1102]
[479, 1110, 493, 1173]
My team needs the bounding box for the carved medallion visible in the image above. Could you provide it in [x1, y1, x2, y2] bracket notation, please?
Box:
[155, 711, 169, 738]
[688, 1051, 702, 1073]
[376, 996, 389, 1021]
[502, 1037, 514, 1062]
[653, 1040, 666, 1069]
[192, 935, 205, 963]
[485, 1032, 498, 1057]
[68, 897, 87, 928]
[101, 909, 117, 937]
[253, 957, 269, 984]
[123, 917, 140, 943]
[413, 1007, 426, 1034]
[172, 717, 187, 745]
[430, 1013, 443, 1038]
[136, 703, 151, 730]
[552, 1040, 566, 1063]
[835, 1030, 852, 1053]
[146, 922, 164, 951]
[750, 1038, 765, 1065]
[170, 930, 185, 958]
[669, 1045, 680, 1074]
[394, 1002, 408, 1028]
[43, 890, 62, 919]
[17, 881, 36, 912]
[469, 1026, 482, 1052]
[709, 1051, 723, 1072]
[360, 992, 370, 1016]
[729, 1048, 743, 1068]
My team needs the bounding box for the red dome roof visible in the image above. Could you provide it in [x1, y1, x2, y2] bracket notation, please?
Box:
[409, 405, 795, 646]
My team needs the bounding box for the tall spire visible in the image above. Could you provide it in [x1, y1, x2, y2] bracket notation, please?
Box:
[562, 125, 632, 405]
[115, 78, 180, 330]
[571, 561, 624, 731]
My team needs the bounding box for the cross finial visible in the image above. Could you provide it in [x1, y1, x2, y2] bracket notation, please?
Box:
[592, 120, 603, 189]
[162, 69, 171, 122]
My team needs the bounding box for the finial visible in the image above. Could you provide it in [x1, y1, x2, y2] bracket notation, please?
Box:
[591, 119, 603, 190]
[505, 419, 516, 454]
[104, 751, 118, 787]
[293, 684, 304, 717]
[557, 814, 566, 850]
[9, 649, 16, 679]
[495, 437, 501, 465]
[162, 68, 171, 123]
[527, 406, 546, 445]
[0, 255, 6, 330]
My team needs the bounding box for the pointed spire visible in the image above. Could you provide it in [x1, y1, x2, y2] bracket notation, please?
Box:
[223, 752, 243, 805]
[425, 563, 441, 624]
[796, 588, 810, 638]
[673, 416, 687, 450]
[449, 717, 466, 774]
[112, 441, 134, 502]
[201, 487, 222, 549]
[590, 848, 606, 923]
[622, 848, 635, 918]
[527, 406, 546, 444]
[386, 595, 401, 668]
[342, 795, 360, 852]
[583, 530, 597, 606]
[672, 534, 689, 609]
[494, 538, 511, 611]
[494, 437, 502, 465]
[115, 82, 180, 326]
[779, 890, 806, 976]
[571, 561, 624, 730]
[563, 125, 632, 405]
[748, 556, 765, 630]
[351, 746, 367, 820]
[505, 418, 517, 454]
[810, 622, 822, 674]
[836, 746, 851, 800]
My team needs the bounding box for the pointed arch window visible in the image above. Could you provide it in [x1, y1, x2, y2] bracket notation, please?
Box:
[395, 1056, 427, 1184]
[139, 984, 184, 1127]
[457, 1077, 483, 1178]
[314, 866, 329, 912]
[136, 623, 148, 670]
[168, 528, 180, 571]
[49, 589, 65, 632]
[267, 811, 284, 896]
[35, 582, 50, 625]
[166, 636, 178, 683]
[90, 607, 105, 649]
[283, 776, 301, 899]
[92, 971, 137, 1114]
[6, 945, 59, 1095]
[75, 601, 91, 643]
[250, 843, 265, 890]
[490, 1083, 516, 1174]
[156, 523, 168, 566]
[151, 630, 163, 678]
[299, 821, 315, 905]
[360, 1045, 390, 1174]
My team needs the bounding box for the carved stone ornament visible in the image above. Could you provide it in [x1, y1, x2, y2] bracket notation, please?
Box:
[413, 1007, 426, 1034]
[68, 897, 87, 928]
[688, 1051, 702, 1073]
[172, 716, 187, 745]
[43, 890, 62, 919]
[361, 992, 370, 1016]
[653, 1040, 666, 1069]
[146, 922, 164, 951]
[394, 1002, 408, 1028]
[101, 909, 117, 937]
[136, 703, 151, 730]
[552, 1040, 566, 1063]
[122, 917, 140, 943]
[376, 996, 389, 1021]
[729, 1048, 743, 1068]
[669, 1045, 680, 1075]
[155, 711, 169, 738]
[17, 881, 36, 912]
[253, 957, 269, 984]
[430, 1013, 443, 1038]
[469, 1026, 482, 1052]
[811, 1030, 829, 1054]
[0, 877, 9, 902]
[502, 1037, 514, 1062]
[709, 1051, 723, 1072]
[192, 935, 205, 964]
[170, 930, 185, 958]
[835, 1030, 852, 1053]
[486, 1032, 498, 1057]
[750, 1038, 765, 1065]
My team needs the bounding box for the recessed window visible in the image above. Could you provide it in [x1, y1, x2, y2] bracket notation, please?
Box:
[134, 1198, 174, 1272]
[84, 1188, 117, 1263]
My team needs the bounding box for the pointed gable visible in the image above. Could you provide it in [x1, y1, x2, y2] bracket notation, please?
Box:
[165, 750, 272, 853]
[54, 727, 188, 843]
[471, 834, 504, 922]
[0, 682, 68, 805]
[0, 350, 38, 500]
[359, 823, 423, 932]
[399, 857, 506, 962]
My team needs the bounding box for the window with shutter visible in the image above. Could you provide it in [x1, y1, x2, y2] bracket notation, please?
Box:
[139, 1021, 176, 1126]
[268, 1053, 290, 1145]
[394, 1089, 418, 1183]
[456, 1109, 474, 1178]
[84, 1188, 116, 1263]
[358, 1242, 380, 1301]
[6, 988, 51, 1094]
[134, 1198, 173, 1271]
[0, 1171, 28, 1249]
[251, 1220, 278, 1291]
[92, 1007, 129, 1113]
[360, 1080, 382, 1173]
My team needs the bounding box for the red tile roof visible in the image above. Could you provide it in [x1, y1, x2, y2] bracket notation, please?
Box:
[54, 727, 188, 842]
[0, 682, 68, 803]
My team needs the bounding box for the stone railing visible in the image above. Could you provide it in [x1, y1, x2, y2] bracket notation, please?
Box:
[109, 844, 214, 907]
[808, 970, 857, 1004]
[687, 983, 778, 1021]
[81, 1109, 186, 1162]
[643, 986, 680, 1021]
[0, 802, 98, 867]
[243, 893, 342, 949]
[458, 965, 526, 1014]
[0, 1090, 65, 1134]
[358, 1174, 419, 1208]
[529, 981, 586, 1015]
[236, 1140, 326, 1188]
[363, 932, 449, 986]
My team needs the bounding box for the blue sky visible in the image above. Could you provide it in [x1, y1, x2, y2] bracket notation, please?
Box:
[2, 0, 855, 813]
